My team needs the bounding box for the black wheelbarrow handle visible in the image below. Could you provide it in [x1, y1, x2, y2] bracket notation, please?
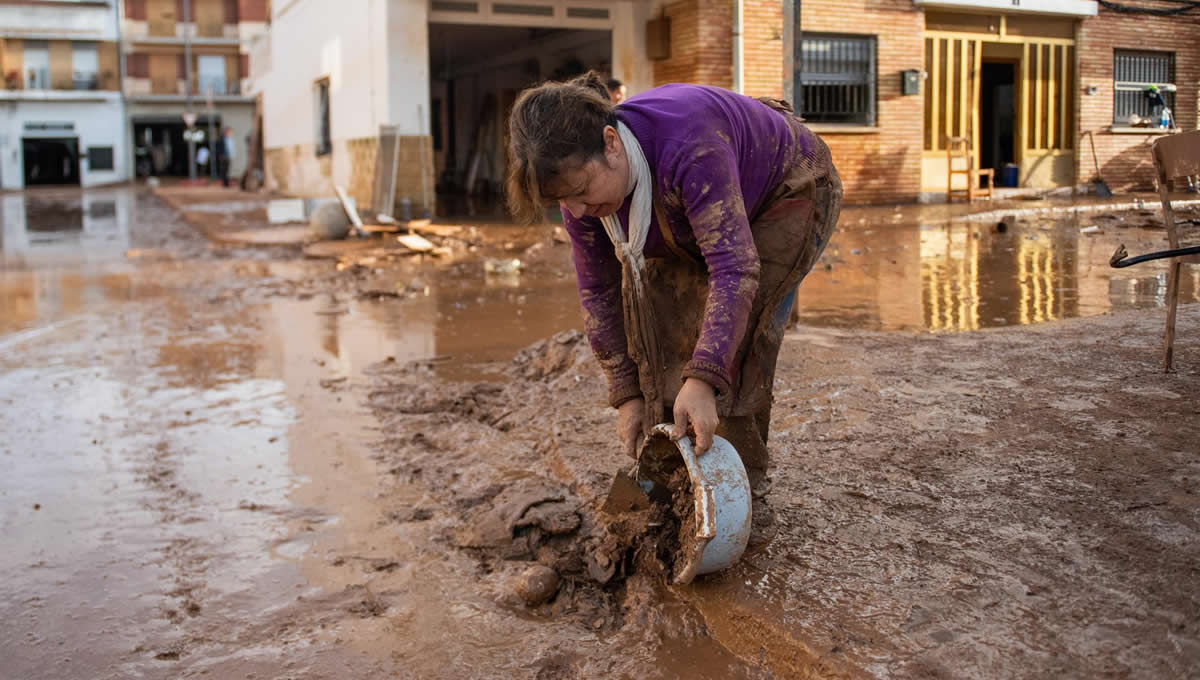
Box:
[1110, 244, 1200, 268]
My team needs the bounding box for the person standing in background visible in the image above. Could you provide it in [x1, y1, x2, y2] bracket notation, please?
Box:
[195, 144, 210, 177]
[606, 78, 626, 105]
[218, 127, 236, 187]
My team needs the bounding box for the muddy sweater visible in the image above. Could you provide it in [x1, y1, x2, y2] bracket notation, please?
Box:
[563, 84, 833, 406]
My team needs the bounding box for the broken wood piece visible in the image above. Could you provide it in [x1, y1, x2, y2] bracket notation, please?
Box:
[408, 221, 463, 237]
[398, 234, 436, 252]
[361, 223, 402, 234]
[333, 185, 365, 233]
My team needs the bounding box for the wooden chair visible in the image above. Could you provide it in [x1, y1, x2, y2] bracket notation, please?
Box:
[946, 136, 994, 203]
[1154, 130, 1200, 371]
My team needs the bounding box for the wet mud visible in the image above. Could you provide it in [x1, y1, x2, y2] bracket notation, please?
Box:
[3, 186, 1199, 678]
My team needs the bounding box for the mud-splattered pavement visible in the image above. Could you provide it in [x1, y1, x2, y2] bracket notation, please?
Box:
[2, 186, 1198, 679]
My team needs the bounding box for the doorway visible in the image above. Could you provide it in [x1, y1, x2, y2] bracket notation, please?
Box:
[428, 23, 611, 218]
[22, 137, 81, 186]
[132, 115, 222, 177]
[979, 61, 1015, 182]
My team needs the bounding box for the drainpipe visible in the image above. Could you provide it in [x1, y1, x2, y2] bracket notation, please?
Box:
[732, 0, 744, 94]
[117, 0, 128, 182]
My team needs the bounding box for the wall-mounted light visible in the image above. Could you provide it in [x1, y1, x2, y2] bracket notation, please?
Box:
[1086, 85, 1099, 96]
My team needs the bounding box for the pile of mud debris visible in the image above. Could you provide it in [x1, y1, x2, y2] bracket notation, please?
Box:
[366, 331, 705, 626]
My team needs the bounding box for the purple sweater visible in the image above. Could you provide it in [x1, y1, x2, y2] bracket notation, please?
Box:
[563, 84, 831, 406]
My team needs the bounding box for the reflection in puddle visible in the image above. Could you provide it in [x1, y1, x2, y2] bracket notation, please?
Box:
[795, 218, 1199, 332]
[1, 190, 130, 261]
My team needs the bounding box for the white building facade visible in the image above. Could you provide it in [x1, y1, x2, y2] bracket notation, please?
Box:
[257, 0, 654, 216]
[0, 0, 130, 189]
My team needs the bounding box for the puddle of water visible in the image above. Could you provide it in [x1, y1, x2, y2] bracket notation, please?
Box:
[1, 190, 131, 265]
[797, 216, 1199, 331]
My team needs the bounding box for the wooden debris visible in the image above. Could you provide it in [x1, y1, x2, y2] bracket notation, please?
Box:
[397, 234, 436, 252]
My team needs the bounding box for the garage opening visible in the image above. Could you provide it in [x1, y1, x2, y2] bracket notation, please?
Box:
[428, 23, 611, 218]
[23, 137, 81, 186]
[132, 115, 222, 178]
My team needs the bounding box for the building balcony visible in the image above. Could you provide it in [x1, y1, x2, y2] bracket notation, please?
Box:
[124, 76, 252, 102]
[0, 87, 120, 102]
[121, 19, 241, 45]
[0, 1, 117, 41]
[3, 68, 118, 94]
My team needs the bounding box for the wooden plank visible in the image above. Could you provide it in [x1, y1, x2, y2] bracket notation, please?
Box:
[958, 39, 968, 143]
[397, 234, 436, 252]
[972, 39, 982, 166]
[1033, 43, 1043, 151]
[1019, 43, 1030, 160]
[1059, 46, 1070, 150]
[333, 185, 365, 234]
[943, 40, 953, 144]
[360, 224, 401, 234]
[1047, 44, 1057, 150]
[930, 38, 941, 150]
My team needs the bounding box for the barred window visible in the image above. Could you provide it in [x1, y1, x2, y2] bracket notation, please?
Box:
[800, 34, 876, 126]
[1113, 49, 1175, 127]
[314, 78, 331, 156]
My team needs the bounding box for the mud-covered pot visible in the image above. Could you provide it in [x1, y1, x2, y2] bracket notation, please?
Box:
[637, 424, 752, 585]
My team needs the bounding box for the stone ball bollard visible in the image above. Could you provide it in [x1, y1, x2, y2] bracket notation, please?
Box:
[309, 201, 351, 241]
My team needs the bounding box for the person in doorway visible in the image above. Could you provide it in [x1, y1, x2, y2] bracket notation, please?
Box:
[195, 144, 211, 177]
[506, 72, 841, 500]
[606, 78, 627, 105]
[217, 127, 236, 187]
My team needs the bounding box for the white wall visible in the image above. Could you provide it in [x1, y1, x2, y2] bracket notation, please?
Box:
[262, 0, 389, 150]
[0, 95, 129, 189]
[611, 0, 652, 95]
[385, 0, 431, 135]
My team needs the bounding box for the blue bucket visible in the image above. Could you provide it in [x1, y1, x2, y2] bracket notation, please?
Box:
[637, 424, 752, 584]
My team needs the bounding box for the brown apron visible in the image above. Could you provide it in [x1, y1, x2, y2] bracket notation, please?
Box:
[624, 98, 844, 483]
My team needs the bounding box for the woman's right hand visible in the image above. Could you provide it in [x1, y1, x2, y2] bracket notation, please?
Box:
[617, 397, 646, 459]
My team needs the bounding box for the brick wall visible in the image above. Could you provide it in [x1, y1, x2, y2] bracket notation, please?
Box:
[653, 0, 924, 203]
[266, 135, 436, 217]
[741, 0, 783, 98]
[802, 0, 924, 204]
[1077, 8, 1200, 191]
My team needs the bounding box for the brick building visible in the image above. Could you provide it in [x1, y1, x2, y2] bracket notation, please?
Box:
[121, 0, 268, 179]
[254, 0, 1196, 211]
[649, 0, 1197, 202]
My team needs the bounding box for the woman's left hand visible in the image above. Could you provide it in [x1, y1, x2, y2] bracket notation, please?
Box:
[671, 378, 719, 455]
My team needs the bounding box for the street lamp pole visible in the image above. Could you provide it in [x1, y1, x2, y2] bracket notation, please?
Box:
[184, 0, 196, 181]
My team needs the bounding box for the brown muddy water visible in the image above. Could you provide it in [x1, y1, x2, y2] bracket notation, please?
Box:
[2, 187, 1197, 678]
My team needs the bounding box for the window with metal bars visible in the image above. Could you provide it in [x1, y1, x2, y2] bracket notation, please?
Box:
[1113, 49, 1175, 126]
[800, 34, 876, 126]
[314, 78, 332, 156]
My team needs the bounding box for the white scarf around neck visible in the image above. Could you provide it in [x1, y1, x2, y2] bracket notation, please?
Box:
[599, 122, 652, 294]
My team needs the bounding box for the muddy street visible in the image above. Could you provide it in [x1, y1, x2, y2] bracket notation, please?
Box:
[2, 187, 1199, 679]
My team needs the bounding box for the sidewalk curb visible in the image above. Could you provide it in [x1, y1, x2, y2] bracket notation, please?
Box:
[962, 199, 1200, 222]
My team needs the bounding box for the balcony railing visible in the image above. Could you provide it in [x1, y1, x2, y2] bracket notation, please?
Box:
[144, 78, 244, 97]
[72, 73, 99, 91]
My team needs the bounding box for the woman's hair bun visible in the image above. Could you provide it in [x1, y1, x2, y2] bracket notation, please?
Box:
[569, 71, 611, 100]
